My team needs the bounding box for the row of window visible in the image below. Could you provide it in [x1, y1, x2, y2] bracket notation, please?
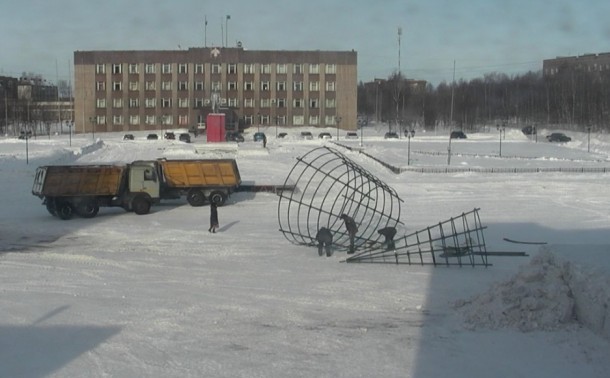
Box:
[96, 80, 336, 92]
[96, 97, 336, 109]
[97, 63, 337, 75]
[92, 114, 339, 127]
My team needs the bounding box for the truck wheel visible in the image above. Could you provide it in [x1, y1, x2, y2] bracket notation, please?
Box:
[45, 200, 57, 216]
[56, 202, 74, 220]
[209, 190, 227, 206]
[76, 201, 99, 218]
[187, 189, 206, 207]
[132, 196, 151, 215]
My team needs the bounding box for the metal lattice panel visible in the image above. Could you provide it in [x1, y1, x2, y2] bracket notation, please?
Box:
[277, 147, 403, 252]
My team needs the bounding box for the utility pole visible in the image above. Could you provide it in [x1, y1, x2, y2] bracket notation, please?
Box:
[204, 15, 208, 47]
[450, 60, 455, 130]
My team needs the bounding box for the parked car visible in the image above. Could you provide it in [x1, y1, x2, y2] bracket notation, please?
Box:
[450, 131, 467, 139]
[522, 125, 536, 135]
[384, 132, 399, 139]
[146, 133, 159, 140]
[123, 134, 135, 140]
[225, 131, 244, 142]
[253, 132, 266, 142]
[178, 133, 191, 143]
[278, 132, 288, 138]
[164, 132, 175, 140]
[318, 132, 332, 139]
[300, 131, 313, 140]
[345, 132, 358, 139]
[546, 132, 571, 142]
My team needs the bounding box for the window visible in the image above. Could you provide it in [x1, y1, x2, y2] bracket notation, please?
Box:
[113, 82, 122, 91]
[325, 98, 336, 108]
[293, 64, 303, 74]
[277, 98, 286, 108]
[95, 64, 105, 74]
[129, 115, 140, 125]
[277, 64, 287, 74]
[194, 81, 204, 91]
[113, 115, 123, 125]
[128, 64, 139, 74]
[244, 98, 254, 108]
[129, 81, 139, 91]
[309, 115, 319, 125]
[211, 64, 222, 74]
[325, 115, 336, 125]
[145, 98, 156, 108]
[293, 81, 303, 91]
[244, 64, 255, 74]
[113, 98, 123, 108]
[145, 81, 155, 90]
[228, 98, 238, 107]
[178, 63, 187, 74]
[129, 98, 139, 108]
[244, 81, 254, 91]
[161, 81, 172, 91]
[309, 81, 320, 91]
[309, 98, 319, 108]
[145, 115, 156, 125]
[293, 115, 304, 125]
[293, 98, 304, 108]
[96, 98, 106, 108]
[112, 64, 122, 74]
[145, 64, 155, 74]
[96, 81, 106, 91]
[162, 63, 172, 74]
[178, 81, 188, 91]
[309, 64, 319, 74]
[277, 81, 286, 91]
[276, 115, 286, 125]
[260, 98, 271, 108]
[178, 98, 189, 108]
[95, 115, 106, 125]
[179, 115, 189, 125]
[195, 64, 204, 74]
[194, 98, 205, 108]
[325, 64, 336, 74]
[211, 81, 222, 91]
[228, 63, 237, 74]
[228, 81, 238, 91]
[161, 115, 173, 125]
[261, 81, 270, 91]
[162, 98, 172, 108]
[261, 64, 271, 74]
[326, 81, 336, 91]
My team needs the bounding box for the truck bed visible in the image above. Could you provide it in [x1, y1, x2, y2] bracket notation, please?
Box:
[34, 165, 125, 197]
[159, 159, 241, 188]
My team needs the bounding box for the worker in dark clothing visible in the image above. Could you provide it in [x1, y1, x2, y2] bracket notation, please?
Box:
[377, 227, 397, 251]
[208, 203, 219, 233]
[262, 134, 267, 148]
[340, 214, 358, 254]
[315, 227, 333, 257]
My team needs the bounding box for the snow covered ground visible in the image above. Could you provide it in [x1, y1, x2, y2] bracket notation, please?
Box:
[1, 125, 610, 377]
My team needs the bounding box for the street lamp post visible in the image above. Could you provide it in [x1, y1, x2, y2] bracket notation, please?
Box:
[587, 126, 592, 152]
[66, 120, 73, 146]
[89, 116, 95, 140]
[335, 116, 342, 140]
[406, 130, 414, 165]
[497, 124, 505, 157]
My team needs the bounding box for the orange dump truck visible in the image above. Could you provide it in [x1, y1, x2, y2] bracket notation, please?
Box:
[32, 159, 241, 220]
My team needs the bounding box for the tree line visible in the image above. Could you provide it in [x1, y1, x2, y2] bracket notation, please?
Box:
[358, 68, 610, 132]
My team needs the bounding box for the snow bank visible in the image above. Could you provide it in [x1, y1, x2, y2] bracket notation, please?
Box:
[455, 248, 610, 340]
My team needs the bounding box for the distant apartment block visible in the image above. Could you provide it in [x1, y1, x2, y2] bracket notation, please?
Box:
[73, 47, 357, 134]
[543, 52, 610, 76]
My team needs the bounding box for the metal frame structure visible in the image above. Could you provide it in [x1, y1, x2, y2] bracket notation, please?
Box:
[277, 147, 403, 252]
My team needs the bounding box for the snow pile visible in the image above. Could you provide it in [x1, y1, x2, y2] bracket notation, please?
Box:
[455, 250, 575, 332]
[455, 249, 610, 339]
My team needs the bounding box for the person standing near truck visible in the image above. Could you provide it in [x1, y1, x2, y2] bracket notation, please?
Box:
[208, 203, 219, 233]
[340, 213, 358, 254]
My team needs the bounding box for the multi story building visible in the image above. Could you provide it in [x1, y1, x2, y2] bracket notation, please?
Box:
[543, 52, 610, 76]
[73, 47, 357, 134]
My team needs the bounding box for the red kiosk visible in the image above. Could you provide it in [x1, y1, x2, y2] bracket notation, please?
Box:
[206, 113, 226, 142]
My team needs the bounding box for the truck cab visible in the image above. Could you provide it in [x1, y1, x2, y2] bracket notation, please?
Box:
[126, 161, 161, 214]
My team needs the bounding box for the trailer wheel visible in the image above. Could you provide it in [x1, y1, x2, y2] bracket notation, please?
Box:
[56, 202, 74, 220]
[187, 189, 206, 207]
[209, 190, 227, 206]
[76, 201, 99, 218]
[132, 195, 151, 215]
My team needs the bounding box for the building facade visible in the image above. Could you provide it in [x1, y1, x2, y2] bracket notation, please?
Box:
[543, 52, 610, 76]
[74, 47, 357, 134]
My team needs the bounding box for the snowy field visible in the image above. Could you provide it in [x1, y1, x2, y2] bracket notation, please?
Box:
[1, 125, 610, 377]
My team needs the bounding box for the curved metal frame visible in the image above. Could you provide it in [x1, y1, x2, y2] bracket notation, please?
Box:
[278, 147, 403, 252]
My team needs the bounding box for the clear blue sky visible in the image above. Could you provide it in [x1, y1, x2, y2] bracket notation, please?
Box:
[2, 0, 610, 86]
